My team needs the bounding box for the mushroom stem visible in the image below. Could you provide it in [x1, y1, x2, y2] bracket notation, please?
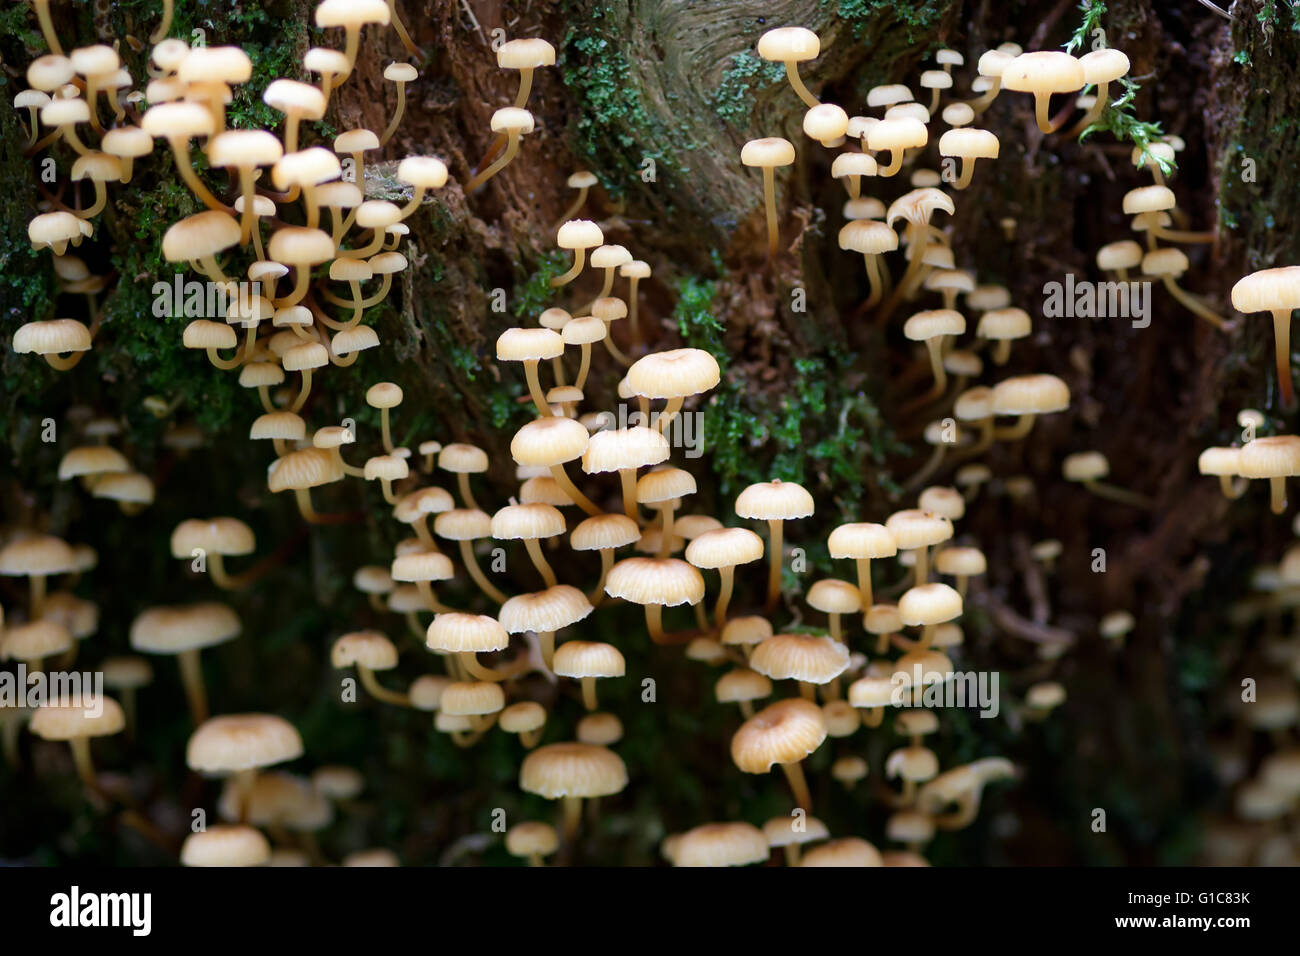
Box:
[764, 518, 784, 614]
[619, 468, 640, 523]
[878, 148, 905, 177]
[955, 159, 977, 190]
[539, 632, 555, 671]
[44, 352, 86, 371]
[1033, 94, 1053, 134]
[994, 414, 1037, 441]
[328, 446, 367, 479]
[30, 573, 48, 617]
[387, 0, 420, 56]
[292, 487, 338, 525]
[1082, 480, 1154, 509]
[461, 652, 513, 683]
[150, 0, 175, 43]
[656, 397, 684, 435]
[1269, 476, 1289, 515]
[457, 539, 508, 604]
[602, 333, 632, 368]
[864, 254, 885, 308]
[68, 736, 98, 791]
[1218, 475, 1248, 500]
[456, 472, 478, 511]
[177, 648, 209, 724]
[464, 131, 520, 193]
[523, 359, 554, 417]
[524, 539, 559, 588]
[290, 369, 314, 413]
[1063, 82, 1110, 138]
[580, 676, 599, 711]
[359, 665, 410, 706]
[1162, 276, 1226, 329]
[902, 444, 946, 492]
[783, 61, 819, 109]
[654, 504, 677, 560]
[1274, 309, 1295, 408]
[714, 565, 736, 629]
[589, 549, 614, 606]
[168, 139, 228, 212]
[556, 185, 590, 230]
[548, 464, 602, 517]
[779, 760, 813, 810]
[551, 248, 587, 287]
[761, 166, 780, 258]
[854, 558, 874, 611]
[561, 794, 583, 841]
[416, 580, 456, 614]
[912, 546, 930, 586]
[380, 81, 408, 147]
[206, 552, 258, 590]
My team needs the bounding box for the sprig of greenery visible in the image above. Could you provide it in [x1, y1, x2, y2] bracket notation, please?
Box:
[1064, 0, 1107, 54]
[1079, 77, 1177, 177]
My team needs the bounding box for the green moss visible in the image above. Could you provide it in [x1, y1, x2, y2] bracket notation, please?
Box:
[831, 0, 949, 40]
[710, 52, 784, 127]
[512, 251, 569, 320]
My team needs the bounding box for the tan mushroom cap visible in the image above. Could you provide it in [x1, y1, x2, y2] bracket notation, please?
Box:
[13, 318, 92, 355]
[673, 822, 769, 867]
[1198, 446, 1241, 476]
[556, 219, 604, 250]
[838, 219, 897, 255]
[187, 714, 304, 773]
[434, 508, 492, 540]
[684, 527, 764, 569]
[740, 137, 796, 168]
[497, 327, 564, 362]
[311, 765, 364, 800]
[992, 374, 1070, 415]
[519, 742, 628, 798]
[512, 416, 589, 467]
[978, 307, 1032, 341]
[801, 837, 884, 867]
[1062, 451, 1109, 482]
[439, 443, 490, 473]
[887, 745, 940, 782]
[938, 127, 999, 159]
[849, 674, 898, 708]
[763, 814, 830, 847]
[732, 698, 828, 772]
[1001, 51, 1085, 94]
[885, 509, 953, 550]
[571, 513, 640, 550]
[506, 821, 559, 858]
[101, 655, 153, 690]
[162, 211, 241, 262]
[605, 557, 705, 606]
[440, 681, 506, 716]
[576, 712, 624, 746]
[627, 348, 721, 399]
[828, 522, 897, 559]
[757, 26, 820, 61]
[750, 633, 850, 685]
[868, 117, 928, 151]
[865, 603, 904, 634]
[331, 630, 399, 670]
[807, 579, 862, 615]
[130, 602, 241, 653]
[497, 37, 557, 69]
[499, 585, 594, 633]
[408, 675, 452, 711]
[715, 668, 773, 704]
[582, 426, 670, 473]
[721, 615, 773, 647]
[0, 534, 78, 577]
[1240, 436, 1300, 479]
[491, 502, 566, 540]
[904, 309, 965, 342]
[735, 479, 814, 520]
[637, 466, 696, 505]
[553, 640, 626, 679]
[390, 548, 453, 582]
[499, 700, 547, 733]
[170, 518, 255, 558]
[250, 411, 307, 441]
[935, 546, 986, 577]
[393, 487, 455, 523]
[1, 620, 73, 662]
[92, 471, 155, 505]
[1232, 266, 1300, 314]
[181, 825, 271, 867]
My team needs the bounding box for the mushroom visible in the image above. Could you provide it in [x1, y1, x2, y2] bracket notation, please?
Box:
[731, 698, 827, 810]
[1062, 451, 1153, 508]
[1143, 248, 1225, 329]
[672, 822, 770, 868]
[187, 714, 304, 823]
[314, 0, 390, 79]
[30, 694, 125, 792]
[268, 447, 346, 524]
[1198, 447, 1247, 501]
[838, 219, 898, 308]
[867, 118, 928, 177]
[991, 373, 1071, 440]
[499, 585, 593, 669]
[500, 702, 547, 750]
[750, 632, 850, 705]
[898, 582, 963, 650]
[1240, 436, 1300, 514]
[938, 127, 998, 188]
[715, 668, 772, 719]
[828, 522, 897, 612]
[553, 641, 625, 711]
[170, 518, 258, 590]
[740, 137, 796, 258]
[12, 318, 92, 370]
[735, 479, 815, 613]
[435, 508, 506, 603]
[904, 309, 966, 403]
[605, 557, 704, 645]
[1232, 266, 1300, 407]
[332, 630, 409, 706]
[519, 742, 627, 841]
[506, 821, 558, 866]
[807, 579, 862, 644]
[497, 327, 565, 417]
[756, 27, 822, 108]
[141, 102, 223, 210]
[884, 509, 953, 585]
[551, 219, 604, 287]
[130, 602, 241, 724]
[465, 107, 534, 193]
[977, 307, 1032, 365]
[492, 503, 566, 588]
[626, 347, 720, 433]
[1001, 51, 1085, 133]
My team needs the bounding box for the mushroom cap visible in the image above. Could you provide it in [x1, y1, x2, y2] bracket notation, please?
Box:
[1096, 239, 1144, 271]
[848, 674, 897, 707]
[1142, 247, 1189, 277]
[684, 527, 764, 569]
[843, 196, 887, 220]
[519, 742, 628, 798]
[1001, 51, 1085, 94]
[828, 522, 897, 559]
[506, 821, 559, 858]
[801, 837, 884, 867]
[590, 244, 633, 270]
[757, 26, 820, 62]
[1240, 436, 1300, 479]
[977, 307, 1032, 341]
[917, 485, 964, 520]
[807, 578, 862, 614]
[1080, 47, 1130, 83]
[904, 308, 965, 341]
[556, 219, 604, 249]
[867, 83, 914, 107]
[939, 127, 999, 159]
[27, 54, 76, 91]
[499, 700, 547, 733]
[163, 211, 241, 262]
[838, 219, 897, 255]
[408, 675, 452, 711]
[1, 619, 73, 662]
[209, 129, 283, 168]
[332, 326, 380, 356]
[832, 755, 870, 783]
[187, 714, 304, 773]
[250, 411, 306, 441]
[721, 615, 774, 646]
[570, 513, 640, 551]
[353, 565, 394, 594]
[267, 226, 336, 265]
[539, 306, 573, 330]
[511, 415, 589, 467]
[991, 373, 1070, 415]
[397, 155, 449, 189]
[892, 648, 955, 687]
[434, 507, 492, 540]
[582, 426, 670, 473]
[803, 103, 849, 142]
[567, 170, 599, 189]
[393, 486, 455, 522]
[440, 681, 506, 716]
[935, 546, 986, 577]
[335, 127, 381, 153]
[57, 445, 130, 479]
[673, 822, 769, 867]
[382, 60, 418, 82]
[130, 602, 240, 653]
[1062, 450, 1110, 482]
[304, 46, 353, 77]
[181, 825, 271, 867]
[627, 348, 720, 399]
[1122, 184, 1176, 215]
[176, 45, 251, 84]
[576, 711, 624, 745]
[731, 698, 828, 772]
[491, 502, 565, 540]
[899, 583, 963, 626]
[735, 479, 814, 521]
[170, 517, 256, 557]
[499, 584, 594, 633]
[1232, 266, 1300, 313]
[868, 117, 928, 151]
[28, 210, 87, 251]
[268, 448, 344, 492]
[831, 152, 878, 180]
[885, 509, 953, 550]
[715, 668, 773, 703]
[751, 633, 851, 684]
[562, 315, 606, 345]
[1026, 681, 1067, 710]
[886, 810, 936, 844]
[390, 549, 454, 582]
[887, 745, 940, 782]
[364, 454, 409, 482]
[637, 466, 698, 504]
[553, 640, 625, 679]
[497, 37, 557, 69]
[1197, 446, 1241, 477]
[331, 630, 399, 670]
[605, 557, 705, 607]
[740, 137, 796, 168]
[439, 442, 489, 474]
[92, 471, 154, 505]
[486, 105, 534, 135]
[239, 362, 286, 388]
[763, 814, 830, 847]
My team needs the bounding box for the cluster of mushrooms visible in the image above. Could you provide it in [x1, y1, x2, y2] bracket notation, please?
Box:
[5, 2, 1299, 867]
